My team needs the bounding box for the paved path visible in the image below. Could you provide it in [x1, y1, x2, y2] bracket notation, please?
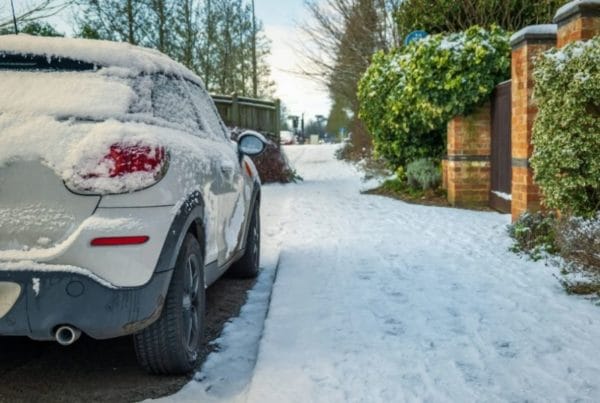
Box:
[245, 145, 600, 403]
[170, 145, 600, 403]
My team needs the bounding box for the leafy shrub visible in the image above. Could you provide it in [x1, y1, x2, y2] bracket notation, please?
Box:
[531, 37, 600, 217]
[556, 213, 600, 273]
[508, 212, 558, 260]
[358, 26, 510, 169]
[406, 158, 441, 190]
[395, 166, 407, 182]
[510, 212, 600, 297]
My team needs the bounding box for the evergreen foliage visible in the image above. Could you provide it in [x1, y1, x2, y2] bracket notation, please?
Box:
[531, 37, 600, 217]
[406, 158, 441, 190]
[0, 21, 63, 36]
[358, 26, 510, 168]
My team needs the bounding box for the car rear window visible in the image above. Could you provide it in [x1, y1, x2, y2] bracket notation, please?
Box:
[151, 75, 202, 134]
[0, 70, 136, 119]
[0, 53, 97, 71]
[0, 54, 208, 136]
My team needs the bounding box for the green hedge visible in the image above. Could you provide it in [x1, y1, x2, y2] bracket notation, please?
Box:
[358, 26, 510, 169]
[531, 37, 600, 217]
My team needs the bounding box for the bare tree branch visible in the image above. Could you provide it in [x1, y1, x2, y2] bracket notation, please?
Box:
[0, 0, 75, 30]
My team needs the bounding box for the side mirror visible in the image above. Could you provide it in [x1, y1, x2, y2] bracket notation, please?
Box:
[238, 130, 267, 157]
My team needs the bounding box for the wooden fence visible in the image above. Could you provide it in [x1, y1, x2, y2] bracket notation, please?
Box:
[212, 94, 281, 143]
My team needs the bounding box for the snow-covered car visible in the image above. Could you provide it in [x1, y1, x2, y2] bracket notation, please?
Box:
[0, 35, 266, 374]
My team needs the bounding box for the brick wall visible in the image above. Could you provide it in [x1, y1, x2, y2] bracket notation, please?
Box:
[509, 26, 556, 221]
[442, 1, 600, 216]
[441, 159, 448, 190]
[507, 1, 600, 221]
[446, 104, 491, 207]
[557, 16, 600, 46]
[555, 1, 600, 47]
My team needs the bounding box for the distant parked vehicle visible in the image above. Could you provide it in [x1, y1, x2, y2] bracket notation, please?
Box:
[0, 35, 266, 375]
[280, 130, 296, 145]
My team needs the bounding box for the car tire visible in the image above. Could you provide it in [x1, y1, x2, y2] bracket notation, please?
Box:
[133, 234, 205, 375]
[228, 202, 260, 278]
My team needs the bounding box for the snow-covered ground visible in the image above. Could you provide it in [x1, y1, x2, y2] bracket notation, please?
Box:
[165, 144, 600, 403]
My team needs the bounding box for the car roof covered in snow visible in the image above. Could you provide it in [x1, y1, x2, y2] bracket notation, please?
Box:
[0, 34, 204, 86]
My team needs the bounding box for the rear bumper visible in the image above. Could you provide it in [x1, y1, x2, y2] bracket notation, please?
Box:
[0, 268, 172, 340]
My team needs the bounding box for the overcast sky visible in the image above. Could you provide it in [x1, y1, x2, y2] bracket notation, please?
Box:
[257, 0, 331, 120]
[9, 0, 331, 120]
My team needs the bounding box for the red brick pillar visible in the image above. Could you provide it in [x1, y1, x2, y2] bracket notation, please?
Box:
[441, 159, 448, 190]
[446, 103, 491, 207]
[555, 0, 600, 47]
[510, 25, 557, 221]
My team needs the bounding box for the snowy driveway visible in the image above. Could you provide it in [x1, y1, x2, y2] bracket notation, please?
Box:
[170, 145, 600, 403]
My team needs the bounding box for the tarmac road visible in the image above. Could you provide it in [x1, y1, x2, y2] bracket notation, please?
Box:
[0, 275, 256, 403]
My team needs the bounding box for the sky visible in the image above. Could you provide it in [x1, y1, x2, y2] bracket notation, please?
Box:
[256, 0, 331, 120]
[7, 0, 332, 121]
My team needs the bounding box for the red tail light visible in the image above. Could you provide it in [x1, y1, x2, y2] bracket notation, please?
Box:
[69, 142, 169, 194]
[105, 144, 166, 177]
[91, 236, 150, 246]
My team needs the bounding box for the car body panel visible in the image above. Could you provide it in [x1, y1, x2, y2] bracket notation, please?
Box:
[0, 160, 100, 251]
[0, 36, 264, 341]
[0, 205, 172, 287]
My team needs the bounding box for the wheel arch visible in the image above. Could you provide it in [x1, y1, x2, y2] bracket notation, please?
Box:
[239, 182, 261, 253]
[154, 191, 206, 274]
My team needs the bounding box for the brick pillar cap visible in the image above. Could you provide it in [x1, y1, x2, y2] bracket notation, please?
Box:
[554, 0, 600, 25]
[510, 24, 558, 48]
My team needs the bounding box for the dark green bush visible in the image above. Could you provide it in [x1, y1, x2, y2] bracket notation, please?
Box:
[358, 26, 510, 169]
[531, 37, 600, 217]
[508, 212, 558, 261]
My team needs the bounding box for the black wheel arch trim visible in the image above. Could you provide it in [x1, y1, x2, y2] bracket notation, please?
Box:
[238, 181, 261, 254]
[154, 191, 205, 274]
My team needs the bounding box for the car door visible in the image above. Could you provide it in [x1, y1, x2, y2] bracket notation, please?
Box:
[150, 75, 221, 266]
[186, 82, 246, 266]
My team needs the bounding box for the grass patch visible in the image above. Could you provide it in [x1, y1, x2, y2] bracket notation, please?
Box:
[565, 282, 600, 296]
[508, 212, 558, 261]
[364, 178, 450, 207]
[557, 276, 600, 298]
[510, 212, 600, 299]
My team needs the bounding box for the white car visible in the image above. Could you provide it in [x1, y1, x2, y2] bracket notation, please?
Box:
[0, 35, 266, 374]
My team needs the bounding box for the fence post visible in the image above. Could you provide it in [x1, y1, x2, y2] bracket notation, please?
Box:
[231, 93, 240, 128]
[509, 25, 557, 221]
[274, 99, 281, 146]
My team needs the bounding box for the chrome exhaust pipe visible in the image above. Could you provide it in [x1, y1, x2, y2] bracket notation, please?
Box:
[55, 325, 81, 346]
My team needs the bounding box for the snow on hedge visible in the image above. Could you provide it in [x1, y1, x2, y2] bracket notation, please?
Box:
[358, 26, 510, 169]
[531, 36, 600, 216]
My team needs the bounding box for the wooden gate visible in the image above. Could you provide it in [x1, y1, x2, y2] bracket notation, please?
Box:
[490, 81, 512, 213]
